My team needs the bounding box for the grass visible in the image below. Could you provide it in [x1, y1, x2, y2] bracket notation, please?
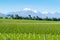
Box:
[0, 33, 60, 40]
[0, 19, 60, 40]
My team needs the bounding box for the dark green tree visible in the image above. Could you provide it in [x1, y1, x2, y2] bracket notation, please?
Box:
[0, 17, 3, 19]
[28, 15, 32, 20]
[15, 14, 20, 19]
[57, 18, 60, 21]
[33, 16, 36, 20]
[44, 17, 49, 20]
[11, 15, 14, 19]
[52, 18, 58, 21]
[36, 16, 42, 20]
[5, 17, 8, 19]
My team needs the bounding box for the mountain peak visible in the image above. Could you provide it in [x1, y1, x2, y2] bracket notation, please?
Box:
[23, 8, 38, 13]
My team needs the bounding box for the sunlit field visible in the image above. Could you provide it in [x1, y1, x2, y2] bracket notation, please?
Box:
[0, 19, 60, 40]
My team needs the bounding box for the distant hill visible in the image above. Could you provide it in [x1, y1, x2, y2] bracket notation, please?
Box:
[1, 8, 60, 18]
[0, 13, 5, 17]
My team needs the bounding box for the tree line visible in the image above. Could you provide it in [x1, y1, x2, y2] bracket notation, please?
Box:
[1, 14, 60, 21]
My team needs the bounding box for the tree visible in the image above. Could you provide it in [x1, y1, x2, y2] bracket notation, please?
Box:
[52, 18, 58, 21]
[36, 16, 42, 20]
[0, 17, 3, 19]
[44, 17, 49, 20]
[33, 16, 36, 20]
[11, 15, 14, 19]
[57, 18, 60, 21]
[15, 14, 20, 19]
[5, 17, 8, 19]
[28, 15, 32, 20]
[36, 16, 40, 20]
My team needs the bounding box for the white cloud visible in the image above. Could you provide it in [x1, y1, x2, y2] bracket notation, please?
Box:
[32, 10, 38, 13]
[42, 11, 49, 14]
[23, 8, 31, 11]
[23, 8, 38, 13]
[23, 8, 56, 14]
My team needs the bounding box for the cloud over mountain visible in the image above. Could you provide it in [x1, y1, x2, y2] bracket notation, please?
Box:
[2, 8, 60, 18]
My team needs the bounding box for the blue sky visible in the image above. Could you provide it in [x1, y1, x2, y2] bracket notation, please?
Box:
[0, 0, 60, 13]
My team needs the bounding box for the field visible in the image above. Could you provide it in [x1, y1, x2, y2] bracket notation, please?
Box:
[0, 19, 60, 40]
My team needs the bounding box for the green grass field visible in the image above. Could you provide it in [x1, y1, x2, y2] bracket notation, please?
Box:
[0, 19, 60, 40]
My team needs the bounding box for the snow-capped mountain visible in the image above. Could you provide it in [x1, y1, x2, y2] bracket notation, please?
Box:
[44, 12, 60, 18]
[0, 13, 5, 17]
[3, 8, 60, 18]
[6, 8, 46, 18]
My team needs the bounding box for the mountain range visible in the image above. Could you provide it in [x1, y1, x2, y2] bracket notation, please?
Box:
[1, 8, 60, 18]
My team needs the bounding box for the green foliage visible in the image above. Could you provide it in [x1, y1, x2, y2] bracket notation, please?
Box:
[28, 15, 32, 20]
[1, 14, 60, 21]
[5, 17, 8, 19]
[10, 15, 14, 19]
[52, 18, 58, 21]
[0, 33, 60, 40]
[0, 17, 3, 19]
[0, 19, 60, 34]
[0, 19, 60, 40]
[15, 14, 20, 19]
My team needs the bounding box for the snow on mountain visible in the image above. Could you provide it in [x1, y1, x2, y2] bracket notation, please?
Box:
[6, 8, 46, 18]
[0, 13, 5, 17]
[4, 8, 60, 18]
[44, 12, 60, 18]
